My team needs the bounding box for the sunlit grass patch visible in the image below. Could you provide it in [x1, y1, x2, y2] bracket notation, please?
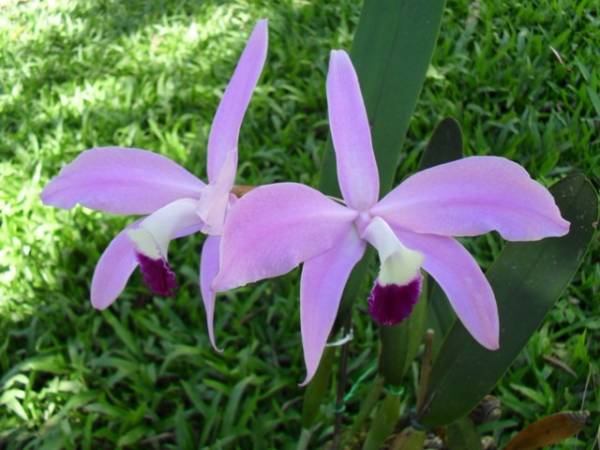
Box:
[0, 0, 597, 447]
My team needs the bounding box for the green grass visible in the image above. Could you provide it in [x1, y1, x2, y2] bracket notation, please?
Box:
[0, 0, 598, 448]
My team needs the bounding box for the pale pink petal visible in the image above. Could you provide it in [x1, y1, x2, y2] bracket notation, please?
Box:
[213, 183, 358, 291]
[300, 228, 365, 385]
[391, 227, 499, 350]
[373, 156, 569, 241]
[207, 19, 268, 184]
[42, 147, 204, 215]
[91, 224, 140, 310]
[327, 50, 379, 211]
[200, 236, 222, 352]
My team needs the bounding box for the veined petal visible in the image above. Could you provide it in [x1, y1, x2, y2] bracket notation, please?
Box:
[391, 227, 499, 350]
[42, 147, 204, 215]
[200, 236, 222, 351]
[213, 182, 358, 291]
[300, 228, 365, 385]
[91, 222, 140, 310]
[207, 19, 268, 184]
[327, 50, 379, 211]
[373, 156, 570, 241]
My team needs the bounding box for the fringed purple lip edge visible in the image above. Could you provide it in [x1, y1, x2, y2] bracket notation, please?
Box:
[136, 253, 178, 297]
[368, 275, 422, 326]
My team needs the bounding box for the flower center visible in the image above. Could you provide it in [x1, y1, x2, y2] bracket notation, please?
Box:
[362, 217, 424, 326]
[198, 149, 237, 235]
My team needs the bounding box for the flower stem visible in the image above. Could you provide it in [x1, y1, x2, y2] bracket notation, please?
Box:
[296, 427, 313, 450]
[340, 374, 385, 448]
[330, 316, 352, 450]
[416, 328, 435, 414]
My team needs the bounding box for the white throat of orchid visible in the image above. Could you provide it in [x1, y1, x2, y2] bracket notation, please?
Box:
[127, 198, 203, 296]
[362, 217, 425, 326]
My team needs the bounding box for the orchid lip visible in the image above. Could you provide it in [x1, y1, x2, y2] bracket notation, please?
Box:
[368, 274, 422, 326]
[136, 253, 178, 296]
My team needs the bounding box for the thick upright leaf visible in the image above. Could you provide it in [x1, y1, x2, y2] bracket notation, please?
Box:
[327, 0, 446, 323]
[379, 119, 463, 385]
[390, 427, 426, 450]
[320, 0, 446, 198]
[445, 417, 480, 450]
[362, 394, 402, 450]
[419, 118, 463, 171]
[419, 174, 597, 426]
[305, 0, 446, 404]
[418, 118, 463, 355]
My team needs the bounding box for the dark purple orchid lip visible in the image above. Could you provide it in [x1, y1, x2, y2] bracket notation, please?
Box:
[136, 253, 178, 297]
[368, 275, 422, 326]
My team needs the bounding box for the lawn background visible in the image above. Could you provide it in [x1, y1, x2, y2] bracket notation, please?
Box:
[0, 0, 598, 448]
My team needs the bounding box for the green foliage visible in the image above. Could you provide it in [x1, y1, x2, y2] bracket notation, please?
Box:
[0, 0, 598, 448]
[319, 0, 445, 197]
[419, 118, 463, 357]
[420, 173, 597, 427]
[446, 417, 480, 450]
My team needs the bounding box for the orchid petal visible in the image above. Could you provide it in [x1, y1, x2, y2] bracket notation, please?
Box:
[327, 50, 379, 211]
[300, 228, 365, 385]
[373, 156, 570, 240]
[213, 182, 358, 291]
[200, 236, 222, 352]
[42, 147, 204, 215]
[391, 227, 499, 350]
[91, 223, 140, 310]
[207, 19, 268, 184]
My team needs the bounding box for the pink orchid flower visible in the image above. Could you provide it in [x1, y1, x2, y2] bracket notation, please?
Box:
[41, 20, 268, 349]
[213, 50, 570, 384]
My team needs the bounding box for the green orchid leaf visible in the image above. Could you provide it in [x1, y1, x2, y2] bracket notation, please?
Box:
[417, 118, 463, 356]
[320, 0, 446, 198]
[328, 0, 446, 324]
[378, 118, 464, 386]
[361, 394, 402, 450]
[446, 417, 480, 450]
[419, 173, 598, 426]
[303, 0, 446, 435]
[389, 427, 427, 450]
[419, 117, 464, 171]
[320, 0, 444, 195]
[303, 0, 446, 425]
[330, 0, 447, 332]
